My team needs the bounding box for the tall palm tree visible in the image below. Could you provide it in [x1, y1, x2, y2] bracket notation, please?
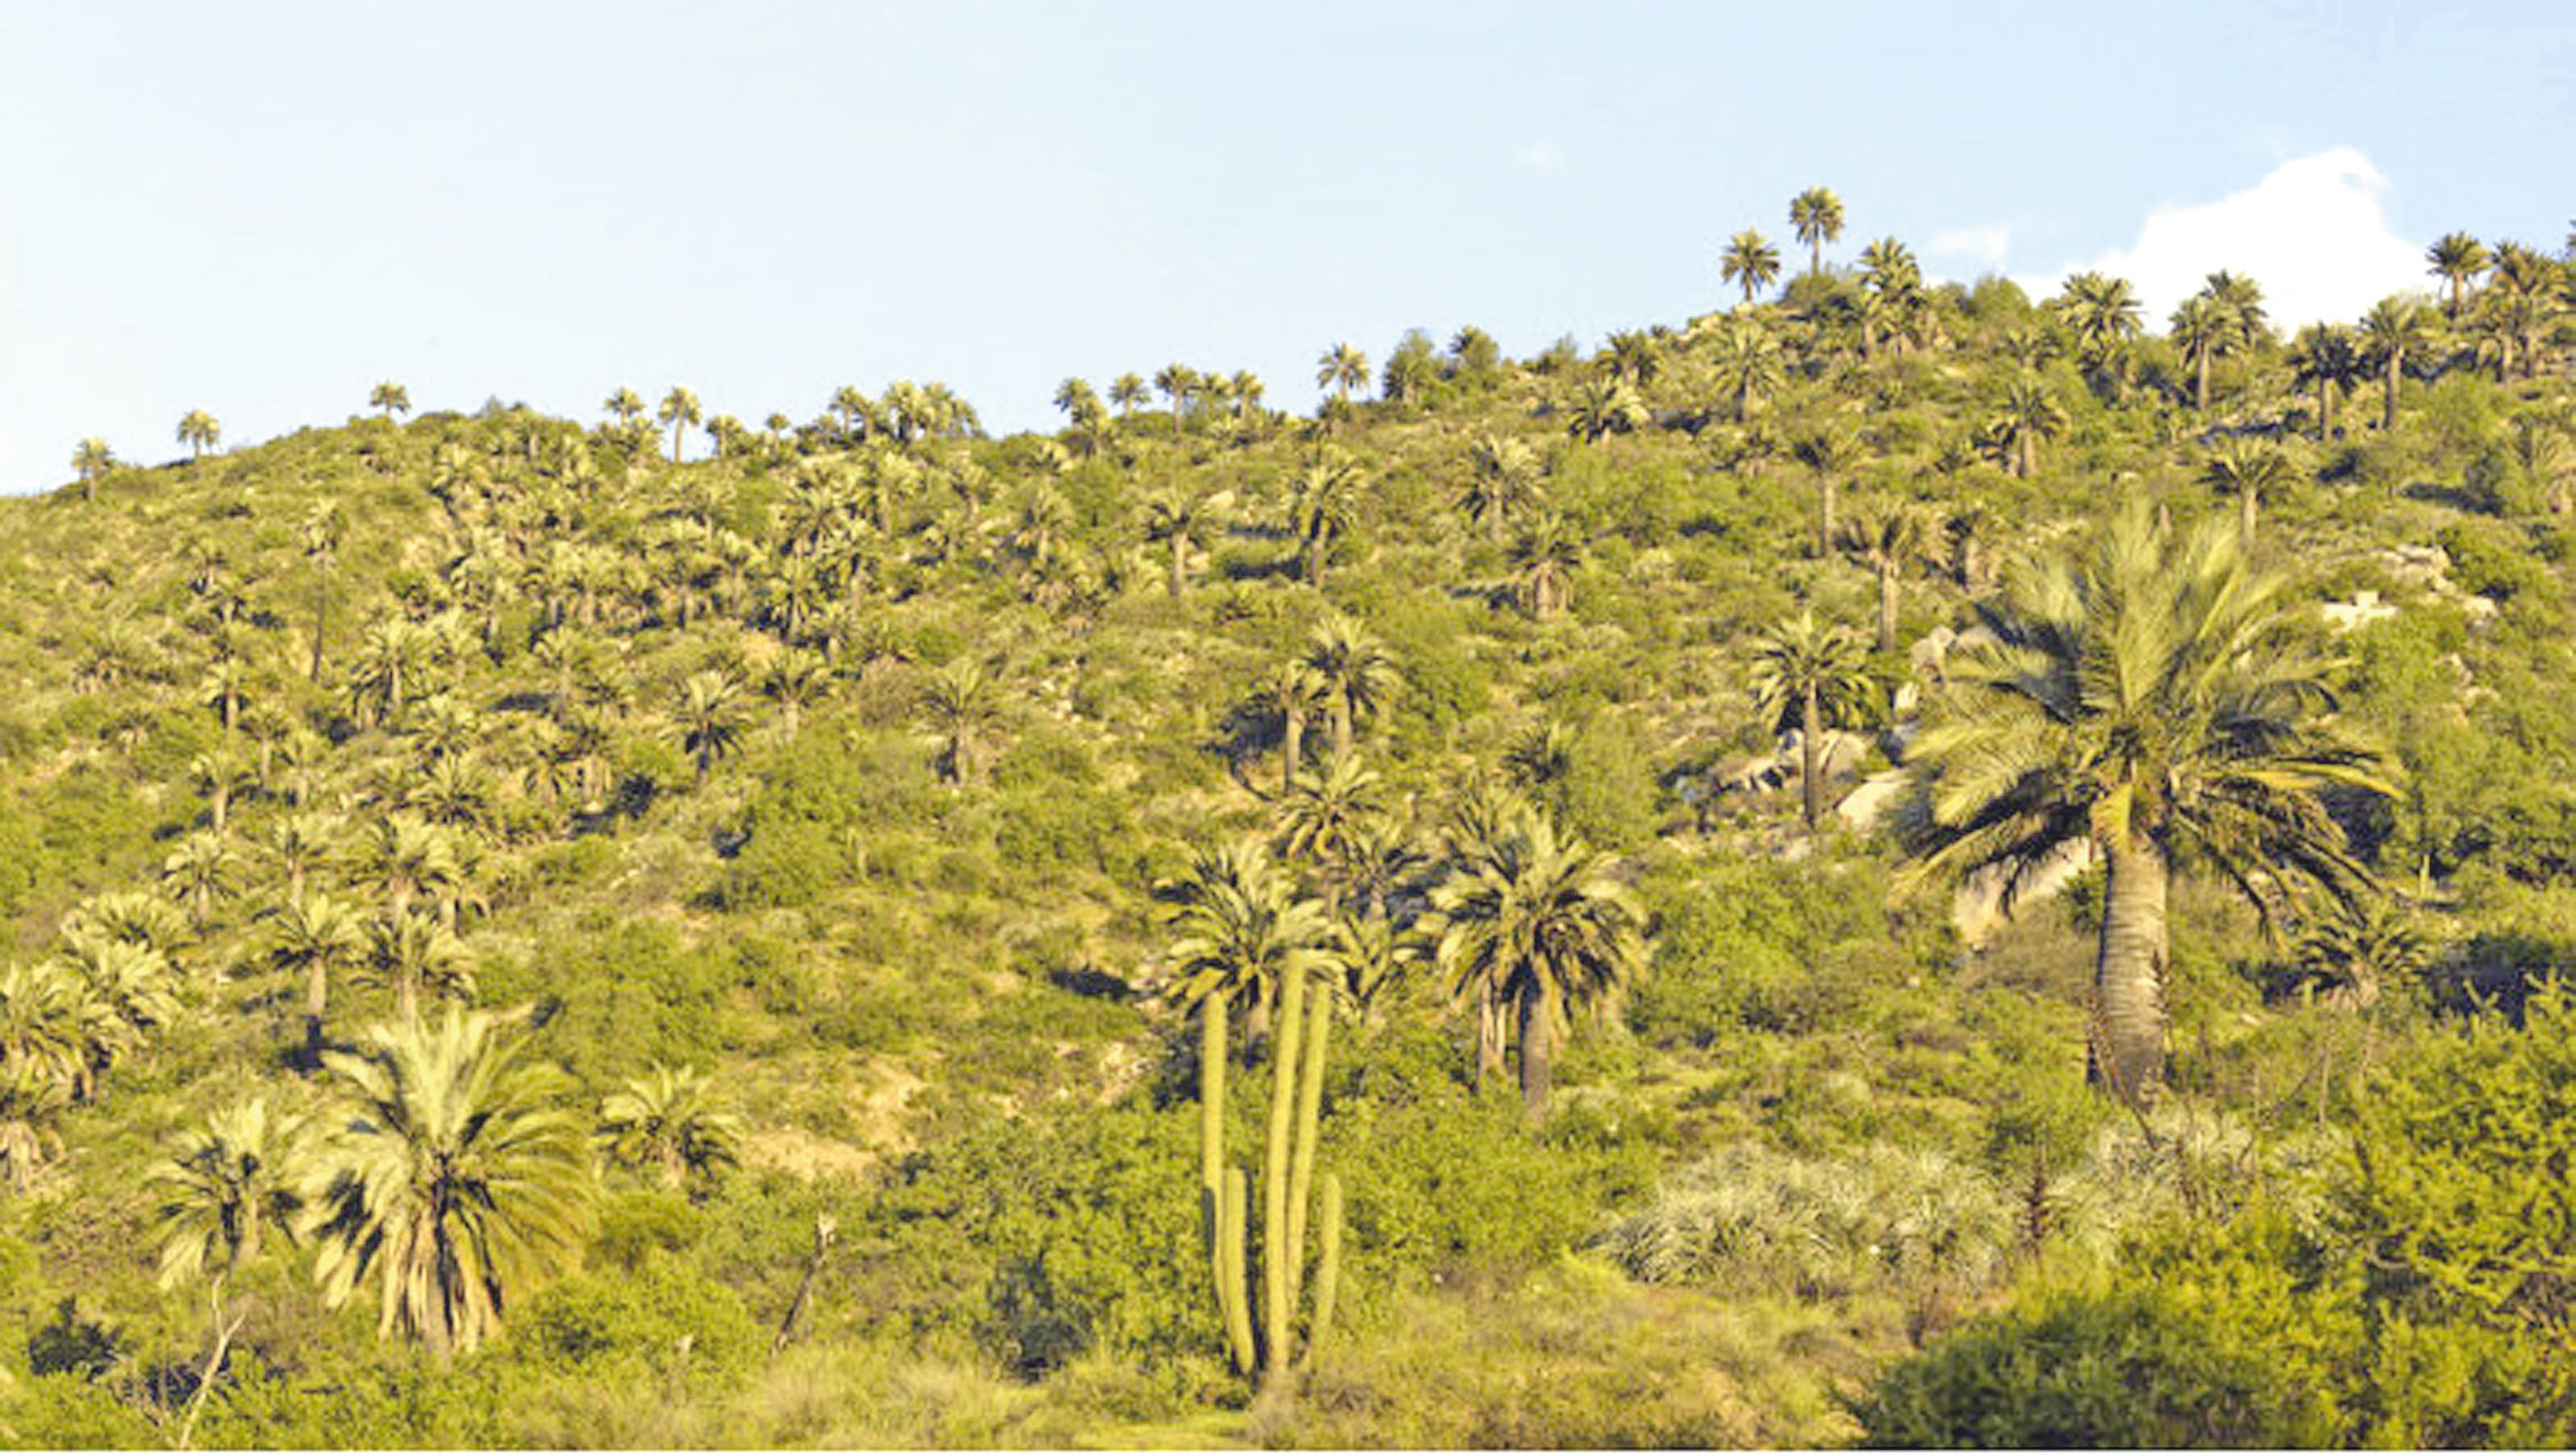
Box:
[1143, 487, 1233, 599]
[1709, 315, 1786, 420]
[2426, 231, 2490, 317]
[1895, 504, 2397, 1107]
[1316, 343, 1369, 404]
[2169, 293, 2228, 415]
[1261, 661, 1328, 793]
[2199, 437, 2297, 546]
[70, 438, 115, 501]
[1508, 515, 1585, 621]
[2054, 273, 2144, 403]
[1749, 610, 1878, 834]
[602, 387, 646, 430]
[658, 386, 703, 462]
[1459, 435, 1544, 545]
[297, 502, 344, 682]
[1426, 813, 1647, 1123]
[598, 1065, 745, 1193]
[1986, 376, 2070, 478]
[1721, 228, 1782, 305]
[2357, 296, 2431, 431]
[1794, 427, 1862, 555]
[1788, 187, 1845, 277]
[1303, 617, 1402, 761]
[2287, 323, 2358, 440]
[305, 1007, 594, 1359]
[177, 410, 222, 461]
[270, 893, 365, 1063]
[1837, 499, 1933, 653]
[1290, 454, 1362, 587]
[1110, 372, 1150, 422]
[162, 829, 240, 929]
[1153, 362, 1200, 434]
[676, 669, 744, 783]
[365, 911, 473, 1024]
[1161, 836, 1336, 1057]
[155, 1096, 307, 1441]
[369, 382, 411, 419]
[921, 657, 1001, 786]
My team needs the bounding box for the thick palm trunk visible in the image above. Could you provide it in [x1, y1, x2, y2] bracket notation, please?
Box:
[2195, 351, 2210, 415]
[2382, 355, 2401, 431]
[1170, 536, 1188, 599]
[1330, 702, 1353, 761]
[1816, 476, 1837, 557]
[2092, 837, 2170, 1107]
[2315, 379, 2332, 440]
[1282, 708, 1305, 792]
[1876, 561, 1899, 654]
[1517, 981, 1553, 1124]
[2240, 486, 2259, 546]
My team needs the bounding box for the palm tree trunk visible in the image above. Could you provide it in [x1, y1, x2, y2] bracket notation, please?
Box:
[2315, 379, 2331, 440]
[1282, 708, 1305, 792]
[1170, 536, 1188, 599]
[2195, 350, 2210, 415]
[1800, 686, 1824, 833]
[1517, 981, 1553, 1124]
[1877, 560, 1899, 655]
[2092, 836, 2170, 1107]
[311, 569, 330, 682]
[2383, 355, 2401, 431]
[2240, 485, 2259, 546]
[2018, 433, 2035, 479]
[1473, 984, 1503, 1090]
[1816, 476, 1837, 557]
[1331, 702, 1353, 761]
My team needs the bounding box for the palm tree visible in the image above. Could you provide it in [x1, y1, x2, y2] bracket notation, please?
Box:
[177, 410, 222, 461]
[162, 830, 240, 929]
[2055, 273, 2144, 402]
[1459, 435, 1544, 545]
[1837, 499, 1933, 653]
[658, 387, 703, 462]
[1749, 610, 1877, 834]
[1110, 372, 1150, 422]
[155, 1097, 306, 1441]
[675, 669, 744, 783]
[1290, 453, 1362, 587]
[2200, 437, 2296, 546]
[1986, 376, 2071, 479]
[2426, 231, 2490, 317]
[0, 961, 109, 1101]
[369, 382, 411, 419]
[1153, 363, 1200, 433]
[1316, 343, 1369, 404]
[760, 649, 832, 736]
[365, 911, 473, 1024]
[1895, 504, 2397, 1107]
[1565, 377, 1648, 444]
[1788, 187, 1845, 277]
[1143, 487, 1233, 599]
[602, 387, 647, 430]
[598, 1065, 745, 1193]
[270, 893, 365, 1063]
[1426, 813, 1646, 1123]
[306, 1007, 594, 1359]
[1276, 754, 1386, 899]
[358, 814, 463, 931]
[1794, 427, 1862, 555]
[2287, 323, 2358, 440]
[1261, 661, 1328, 793]
[2357, 296, 2431, 431]
[1508, 515, 1584, 621]
[0, 1062, 67, 1191]
[1709, 315, 1786, 420]
[1303, 617, 1402, 761]
[1162, 836, 1335, 1061]
[1721, 228, 1782, 305]
[298, 502, 344, 682]
[2169, 294, 2228, 415]
[70, 438, 115, 501]
[921, 657, 1001, 786]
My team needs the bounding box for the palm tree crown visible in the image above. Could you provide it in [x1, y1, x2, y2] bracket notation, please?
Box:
[1721, 228, 1782, 304]
[1788, 187, 1845, 276]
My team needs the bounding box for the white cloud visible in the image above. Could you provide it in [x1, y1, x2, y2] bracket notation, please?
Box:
[1928, 225, 2013, 270]
[1512, 140, 1564, 174]
[2013, 146, 2428, 327]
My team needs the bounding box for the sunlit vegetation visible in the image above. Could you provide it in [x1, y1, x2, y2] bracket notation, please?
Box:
[0, 190, 2571, 1447]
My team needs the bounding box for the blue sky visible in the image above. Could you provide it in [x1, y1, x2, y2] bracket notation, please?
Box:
[3, 0, 2570, 494]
